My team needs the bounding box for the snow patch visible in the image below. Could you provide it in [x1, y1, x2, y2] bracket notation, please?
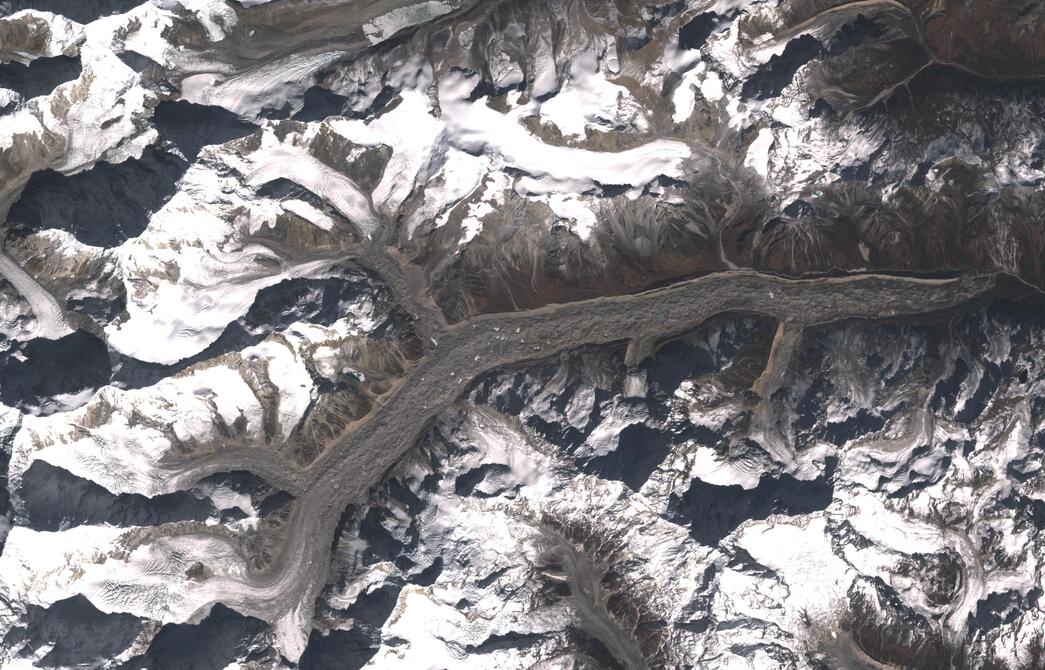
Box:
[363, 1, 455, 45]
[744, 127, 774, 178]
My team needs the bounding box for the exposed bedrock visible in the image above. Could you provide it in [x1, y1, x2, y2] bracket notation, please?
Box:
[304, 292, 1045, 668]
[144, 269, 1021, 660]
[3, 0, 1045, 667]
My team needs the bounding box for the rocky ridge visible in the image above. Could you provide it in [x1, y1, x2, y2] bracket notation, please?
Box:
[1, 0, 1045, 668]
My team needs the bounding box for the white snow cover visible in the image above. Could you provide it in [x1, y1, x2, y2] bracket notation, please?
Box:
[9, 335, 314, 496]
[734, 517, 852, 624]
[246, 145, 379, 235]
[336, 407, 714, 668]
[672, 61, 726, 124]
[0, 252, 71, 340]
[179, 50, 349, 118]
[0, 10, 84, 63]
[0, 525, 252, 624]
[403, 147, 490, 237]
[538, 52, 648, 138]
[744, 126, 774, 178]
[331, 80, 447, 222]
[437, 70, 691, 196]
[0, 16, 159, 210]
[543, 193, 600, 240]
[363, 1, 456, 45]
[103, 123, 367, 364]
[0, 6, 169, 350]
[328, 61, 690, 245]
[153, 0, 238, 41]
[3, 3, 1045, 668]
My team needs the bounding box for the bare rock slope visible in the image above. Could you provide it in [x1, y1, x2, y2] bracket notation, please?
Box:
[1, 0, 1045, 668]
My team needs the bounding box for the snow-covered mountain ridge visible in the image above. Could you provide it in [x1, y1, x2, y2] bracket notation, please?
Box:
[1, 0, 1044, 668]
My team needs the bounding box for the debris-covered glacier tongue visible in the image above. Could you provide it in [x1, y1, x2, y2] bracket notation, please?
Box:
[2, 0, 1045, 668]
